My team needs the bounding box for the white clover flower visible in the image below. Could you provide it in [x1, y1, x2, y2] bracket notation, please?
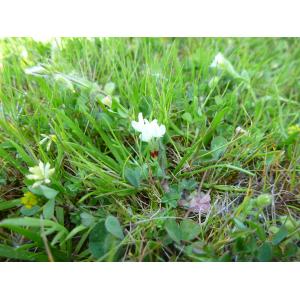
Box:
[210, 52, 226, 68]
[26, 161, 55, 188]
[131, 113, 166, 142]
[210, 52, 241, 80]
[101, 95, 112, 108]
[235, 126, 248, 135]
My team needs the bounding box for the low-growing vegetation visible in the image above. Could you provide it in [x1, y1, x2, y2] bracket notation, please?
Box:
[0, 37, 299, 261]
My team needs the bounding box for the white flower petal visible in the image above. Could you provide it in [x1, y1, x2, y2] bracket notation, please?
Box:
[210, 52, 225, 68]
[132, 112, 166, 142]
[38, 161, 44, 170]
[101, 95, 112, 107]
[26, 174, 40, 180]
[158, 124, 166, 137]
[132, 113, 146, 132]
[44, 163, 50, 178]
[27, 161, 54, 186]
[140, 130, 153, 142]
[48, 168, 55, 177]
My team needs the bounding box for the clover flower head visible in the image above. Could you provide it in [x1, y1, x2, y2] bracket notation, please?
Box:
[101, 95, 112, 108]
[210, 52, 242, 80]
[131, 113, 166, 142]
[21, 192, 38, 209]
[210, 52, 226, 68]
[26, 161, 55, 188]
[235, 126, 248, 135]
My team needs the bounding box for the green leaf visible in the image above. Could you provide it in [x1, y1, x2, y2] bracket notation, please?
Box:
[20, 205, 40, 216]
[272, 226, 289, 245]
[284, 243, 298, 257]
[1, 224, 43, 246]
[43, 198, 55, 219]
[0, 199, 21, 211]
[64, 225, 87, 242]
[257, 242, 272, 262]
[161, 186, 180, 208]
[233, 218, 248, 230]
[40, 185, 59, 200]
[180, 219, 201, 241]
[124, 167, 142, 188]
[97, 112, 114, 129]
[165, 219, 181, 244]
[88, 221, 117, 259]
[30, 185, 59, 200]
[0, 244, 47, 262]
[197, 150, 215, 162]
[28, 186, 44, 196]
[248, 221, 266, 241]
[0, 217, 68, 236]
[211, 136, 227, 159]
[178, 179, 198, 192]
[174, 108, 227, 174]
[182, 112, 193, 123]
[80, 212, 96, 227]
[105, 215, 124, 240]
[203, 108, 228, 146]
[55, 206, 65, 225]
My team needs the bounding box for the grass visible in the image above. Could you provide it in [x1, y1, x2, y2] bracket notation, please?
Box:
[0, 37, 299, 262]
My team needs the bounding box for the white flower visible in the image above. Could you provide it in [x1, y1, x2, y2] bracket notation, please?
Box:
[210, 52, 226, 68]
[235, 126, 248, 135]
[210, 52, 241, 80]
[131, 113, 166, 142]
[26, 161, 55, 188]
[20, 48, 28, 59]
[101, 95, 112, 108]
